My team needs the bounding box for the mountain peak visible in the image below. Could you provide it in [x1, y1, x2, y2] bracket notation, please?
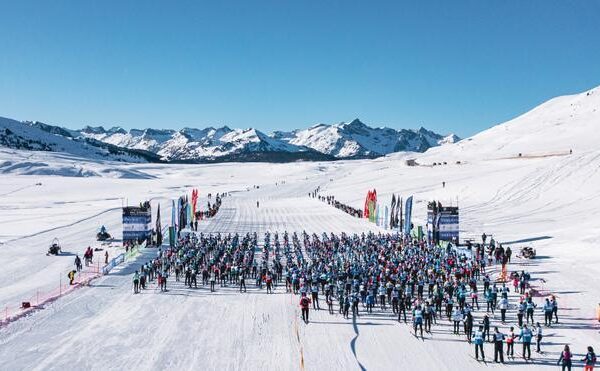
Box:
[348, 118, 365, 126]
[81, 125, 107, 134]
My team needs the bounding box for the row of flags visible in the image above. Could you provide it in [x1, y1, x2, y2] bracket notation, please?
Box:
[365, 190, 413, 234]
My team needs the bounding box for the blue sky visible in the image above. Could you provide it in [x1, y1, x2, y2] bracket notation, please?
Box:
[1, 1, 599, 137]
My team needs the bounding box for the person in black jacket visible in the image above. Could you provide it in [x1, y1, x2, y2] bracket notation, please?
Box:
[493, 327, 505, 363]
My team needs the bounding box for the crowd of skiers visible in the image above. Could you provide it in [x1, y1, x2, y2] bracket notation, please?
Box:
[309, 191, 363, 218]
[130, 229, 595, 368]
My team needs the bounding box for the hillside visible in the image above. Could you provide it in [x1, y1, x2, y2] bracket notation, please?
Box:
[422, 86, 600, 161]
[0, 117, 155, 163]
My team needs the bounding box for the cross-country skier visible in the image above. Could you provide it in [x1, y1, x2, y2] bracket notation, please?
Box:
[551, 295, 559, 324]
[519, 324, 533, 360]
[581, 346, 596, 371]
[74, 255, 82, 272]
[557, 345, 572, 371]
[413, 305, 424, 338]
[300, 293, 311, 323]
[534, 322, 543, 353]
[506, 326, 516, 359]
[493, 327, 505, 363]
[474, 326, 485, 361]
[543, 298, 553, 326]
[133, 271, 140, 294]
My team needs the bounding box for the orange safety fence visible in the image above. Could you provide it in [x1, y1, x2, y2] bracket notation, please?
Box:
[1, 239, 154, 327]
[1, 261, 103, 327]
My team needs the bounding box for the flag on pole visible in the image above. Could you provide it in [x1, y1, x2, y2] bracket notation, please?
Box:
[404, 196, 413, 235]
[156, 204, 163, 246]
[390, 194, 396, 228]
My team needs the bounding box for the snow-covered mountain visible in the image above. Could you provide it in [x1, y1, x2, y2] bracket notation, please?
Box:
[73, 119, 455, 162]
[272, 119, 459, 158]
[0, 117, 158, 163]
[0, 116, 455, 163]
[78, 125, 332, 162]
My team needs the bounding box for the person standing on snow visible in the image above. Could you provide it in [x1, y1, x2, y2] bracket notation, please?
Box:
[506, 326, 516, 359]
[74, 255, 82, 272]
[534, 322, 543, 353]
[519, 324, 533, 360]
[517, 299, 526, 327]
[239, 273, 246, 293]
[498, 296, 509, 323]
[210, 269, 216, 292]
[474, 325, 485, 361]
[581, 346, 596, 371]
[68, 270, 76, 285]
[452, 307, 463, 334]
[310, 283, 319, 309]
[493, 327, 505, 363]
[551, 295, 559, 324]
[413, 305, 424, 338]
[300, 293, 311, 323]
[266, 273, 273, 294]
[557, 345, 572, 371]
[133, 271, 140, 294]
[543, 298, 554, 326]
[526, 297, 536, 325]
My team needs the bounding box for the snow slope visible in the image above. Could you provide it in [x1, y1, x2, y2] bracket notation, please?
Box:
[422, 85, 600, 161]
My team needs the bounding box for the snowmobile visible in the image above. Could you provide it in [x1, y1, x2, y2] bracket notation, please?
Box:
[519, 246, 536, 259]
[47, 238, 61, 255]
[96, 225, 112, 241]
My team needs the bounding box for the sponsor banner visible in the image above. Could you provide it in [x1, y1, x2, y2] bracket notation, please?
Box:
[122, 223, 153, 232]
[123, 231, 151, 239]
[122, 215, 151, 224]
[122, 207, 151, 217]
[438, 224, 459, 232]
[439, 216, 459, 224]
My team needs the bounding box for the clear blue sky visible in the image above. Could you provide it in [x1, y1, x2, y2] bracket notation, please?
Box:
[1, 1, 599, 137]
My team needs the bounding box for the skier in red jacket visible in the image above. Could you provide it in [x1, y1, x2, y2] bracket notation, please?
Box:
[300, 293, 311, 323]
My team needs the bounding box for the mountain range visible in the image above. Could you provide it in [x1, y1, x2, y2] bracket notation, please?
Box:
[0, 117, 458, 163]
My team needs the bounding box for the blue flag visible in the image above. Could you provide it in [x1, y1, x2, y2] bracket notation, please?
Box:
[404, 196, 413, 235]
